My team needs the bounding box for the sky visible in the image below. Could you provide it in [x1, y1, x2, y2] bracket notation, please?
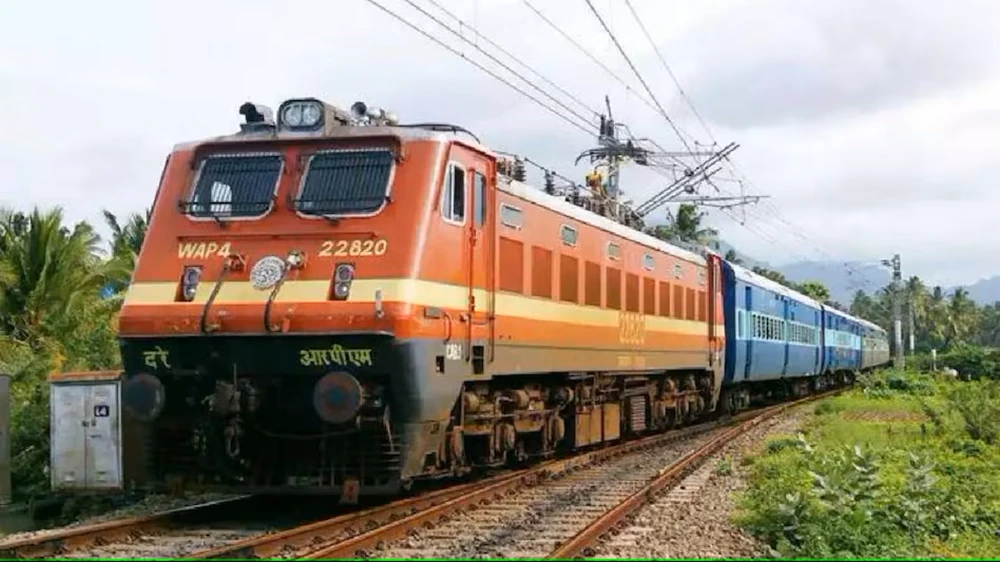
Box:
[1, 0, 998, 288]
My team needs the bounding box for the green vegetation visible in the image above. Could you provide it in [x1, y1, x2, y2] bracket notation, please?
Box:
[0, 206, 148, 505]
[735, 369, 1000, 558]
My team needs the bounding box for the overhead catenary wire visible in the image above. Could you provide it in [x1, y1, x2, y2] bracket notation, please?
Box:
[422, 0, 602, 120]
[360, 0, 597, 137]
[368, 0, 892, 312]
[519, 0, 659, 114]
[622, 0, 716, 148]
[581, 0, 696, 157]
[400, 0, 600, 132]
[618, 0, 888, 297]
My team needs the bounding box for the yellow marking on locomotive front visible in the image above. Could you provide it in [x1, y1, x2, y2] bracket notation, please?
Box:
[122, 278, 726, 338]
[299, 345, 374, 367]
[177, 241, 232, 259]
[318, 238, 388, 257]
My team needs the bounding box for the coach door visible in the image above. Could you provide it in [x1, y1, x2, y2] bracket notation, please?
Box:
[706, 254, 723, 366]
[467, 163, 495, 373]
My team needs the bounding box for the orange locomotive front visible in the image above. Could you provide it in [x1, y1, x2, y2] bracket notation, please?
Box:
[114, 98, 724, 499]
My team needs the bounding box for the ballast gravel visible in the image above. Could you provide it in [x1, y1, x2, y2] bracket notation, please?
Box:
[591, 407, 812, 559]
[0, 492, 237, 544]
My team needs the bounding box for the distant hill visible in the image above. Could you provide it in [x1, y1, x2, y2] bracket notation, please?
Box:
[636, 224, 1000, 305]
[776, 261, 890, 305]
[773, 260, 1000, 306]
[964, 276, 1000, 305]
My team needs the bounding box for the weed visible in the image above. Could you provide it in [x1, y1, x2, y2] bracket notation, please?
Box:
[734, 370, 1000, 558]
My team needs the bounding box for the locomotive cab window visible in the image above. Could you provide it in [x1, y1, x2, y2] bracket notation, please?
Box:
[183, 152, 283, 219]
[295, 148, 394, 217]
[441, 162, 466, 224]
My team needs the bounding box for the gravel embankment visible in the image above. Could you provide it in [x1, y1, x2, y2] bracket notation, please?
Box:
[374, 427, 731, 559]
[592, 407, 811, 559]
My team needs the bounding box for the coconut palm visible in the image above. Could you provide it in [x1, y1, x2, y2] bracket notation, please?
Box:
[647, 204, 719, 246]
[0, 207, 114, 341]
[102, 207, 151, 292]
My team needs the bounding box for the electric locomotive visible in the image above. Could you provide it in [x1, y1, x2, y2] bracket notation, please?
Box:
[46, 97, 889, 502]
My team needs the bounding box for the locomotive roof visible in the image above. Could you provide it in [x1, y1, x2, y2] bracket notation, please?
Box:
[500, 177, 707, 265]
[172, 124, 495, 153]
[177, 124, 707, 265]
[725, 261, 824, 308]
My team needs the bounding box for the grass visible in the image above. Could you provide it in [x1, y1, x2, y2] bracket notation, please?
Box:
[733, 369, 1000, 559]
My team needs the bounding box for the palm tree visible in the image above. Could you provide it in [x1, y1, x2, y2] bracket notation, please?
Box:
[0, 207, 114, 341]
[945, 288, 978, 347]
[648, 204, 719, 246]
[102, 207, 150, 292]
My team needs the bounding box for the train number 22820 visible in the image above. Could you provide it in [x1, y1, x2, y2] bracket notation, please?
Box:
[319, 238, 388, 257]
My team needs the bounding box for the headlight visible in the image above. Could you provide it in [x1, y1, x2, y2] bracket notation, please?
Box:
[331, 263, 354, 301]
[278, 99, 324, 130]
[179, 266, 201, 301]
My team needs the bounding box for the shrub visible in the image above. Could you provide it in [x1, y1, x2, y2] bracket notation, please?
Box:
[946, 380, 1000, 445]
[735, 372, 1000, 558]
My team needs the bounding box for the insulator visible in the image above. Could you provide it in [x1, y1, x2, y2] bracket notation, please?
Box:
[512, 158, 526, 182]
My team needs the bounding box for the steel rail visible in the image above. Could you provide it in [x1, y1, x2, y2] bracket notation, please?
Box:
[547, 389, 840, 559]
[294, 412, 763, 560]
[0, 495, 252, 559]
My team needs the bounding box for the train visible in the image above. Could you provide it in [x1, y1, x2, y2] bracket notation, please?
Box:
[46, 97, 890, 502]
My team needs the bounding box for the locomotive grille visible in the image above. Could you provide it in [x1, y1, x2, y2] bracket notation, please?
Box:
[181, 153, 283, 218]
[294, 148, 394, 216]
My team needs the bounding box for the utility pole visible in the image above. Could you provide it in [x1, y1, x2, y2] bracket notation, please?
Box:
[908, 295, 915, 355]
[881, 254, 904, 369]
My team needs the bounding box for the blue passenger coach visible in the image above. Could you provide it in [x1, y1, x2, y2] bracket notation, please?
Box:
[858, 317, 891, 370]
[819, 304, 863, 374]
[720, 261, 824, 410]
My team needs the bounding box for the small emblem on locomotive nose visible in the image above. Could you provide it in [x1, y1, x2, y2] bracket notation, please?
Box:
[250, 255, 287, 290]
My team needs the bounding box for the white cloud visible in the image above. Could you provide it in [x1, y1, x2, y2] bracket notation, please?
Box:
[0, 0, 997, 288]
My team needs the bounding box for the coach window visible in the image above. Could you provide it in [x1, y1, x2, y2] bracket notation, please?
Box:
[441, 162, 466, 225]
[560, 224, 578, 247]
[607, 242, 621, 260]
[473, 172, 487, 228]
[499, 203, 523, 229]
[673, 263, 683, 279]
[642, 254, 654, 271]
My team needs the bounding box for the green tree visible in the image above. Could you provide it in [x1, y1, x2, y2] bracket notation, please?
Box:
[797, 280, 831, 303]
[648, 204, 718, 246]
[0, 208, 114, 343]
[102, 207, 150, 292]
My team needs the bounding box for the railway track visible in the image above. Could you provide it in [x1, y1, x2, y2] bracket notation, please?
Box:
[192, 420, 726, 559]
[292, 391, 834, 560]
[0, 495, 342, 560]
[0, 391, 835, 560]
[550, 390, 836, 559]
[0, 496, 252, 559]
